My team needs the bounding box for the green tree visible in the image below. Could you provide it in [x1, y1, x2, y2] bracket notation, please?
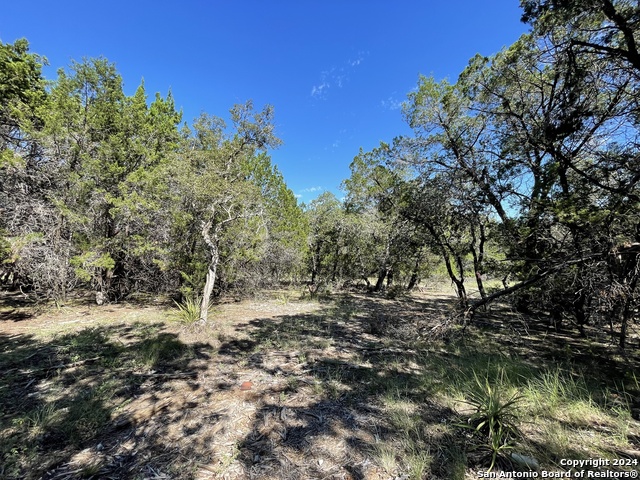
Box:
[36, 58, 181, 302]
[305, 191, 344, 285]
[518, 0, 640, 345]
[0, 39, 52, 293]
[242, 152, 308, 286]
[167, 103, 282, 322]
[343, 143, 437, 292]
[399, 15, 639, 343]
[0, 38, 46, 156]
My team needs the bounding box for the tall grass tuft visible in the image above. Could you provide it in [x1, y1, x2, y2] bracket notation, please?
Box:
[460, 370, 522, 472]
[173, 296, 202, 325]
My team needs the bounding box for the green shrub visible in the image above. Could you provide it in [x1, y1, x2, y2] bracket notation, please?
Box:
[460, 370, 522, 471]
[173, 296, 202, 324]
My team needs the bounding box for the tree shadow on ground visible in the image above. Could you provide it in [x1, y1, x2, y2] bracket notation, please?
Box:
[0, 291, 37, 322]
[0, 321, 215, 479]
[468, 304, 640, 389]
[1, 292, 638, 479]
[213, 292, 639, 478]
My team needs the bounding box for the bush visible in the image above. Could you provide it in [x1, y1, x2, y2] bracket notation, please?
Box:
[460, 370, 522, 471]
[173, 296, 202, 325]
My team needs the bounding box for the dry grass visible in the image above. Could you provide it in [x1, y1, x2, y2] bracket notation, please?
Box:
[1, 288, 639, 479]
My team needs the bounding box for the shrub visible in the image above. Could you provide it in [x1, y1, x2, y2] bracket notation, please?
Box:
[173, 296, 202, 325]
[460, 370, 522, 471]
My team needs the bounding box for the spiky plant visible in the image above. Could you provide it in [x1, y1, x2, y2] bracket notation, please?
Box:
[173, 296, 202, 325]
[460, 370, 523, 471]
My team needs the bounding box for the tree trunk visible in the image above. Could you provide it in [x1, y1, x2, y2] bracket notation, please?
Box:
[470, 224, 487, 300]
[374, 268, 387, 292]
[619, 274, 638, 349]
[407, 254, 421, 290]
[331, 244, 340, 282]
[442, 251, 466, 305]
[311, 241, 321, 284]
[374, 235, 391, 292]
[451, 277, 467, 303]
[573, 291, 588, 336]
[200, 219, 220, 323]
[199, 262, 218, 323]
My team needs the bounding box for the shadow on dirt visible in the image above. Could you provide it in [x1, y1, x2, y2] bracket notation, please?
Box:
[0, 321, 215, 479]
[212, 293, 639, 478]
[1, 291, 638, 479]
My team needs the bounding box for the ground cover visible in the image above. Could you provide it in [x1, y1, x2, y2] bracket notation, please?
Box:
[1, 289, 638, 479]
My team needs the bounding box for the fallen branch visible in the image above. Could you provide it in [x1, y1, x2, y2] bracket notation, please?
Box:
[300, 410, 324, 422]
[464, 253, 604, 320]
[13, 356, 102, 375]
[360, 346, 420, 356]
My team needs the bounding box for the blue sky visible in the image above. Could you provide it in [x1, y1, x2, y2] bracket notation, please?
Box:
[1, 1, 528, 203]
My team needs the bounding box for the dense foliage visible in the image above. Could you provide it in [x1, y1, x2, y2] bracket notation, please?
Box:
[1, 0, 638, 348]
[304, 0, 639, 347]
[0, 43, 307, 311]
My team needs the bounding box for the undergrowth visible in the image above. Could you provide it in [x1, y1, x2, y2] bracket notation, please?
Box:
[1, 292, 638, 479]
[173, 296, 202, 325]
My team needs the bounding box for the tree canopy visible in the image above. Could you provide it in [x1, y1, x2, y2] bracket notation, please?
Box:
[1, 4, 638, 349]
[0, 40, 306, 311]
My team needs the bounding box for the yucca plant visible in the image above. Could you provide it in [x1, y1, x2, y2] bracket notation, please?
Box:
[173, 296, 202, 325]
[460, 371, 523, 471]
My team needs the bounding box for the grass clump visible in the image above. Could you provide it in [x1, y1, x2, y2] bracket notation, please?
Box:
[135, 333, 192, 368]
[14, 403, 62, 438]
[524, 368, 591, 413]
[373, 443, 398, 475]
[459, 370, 523, 472]
[374, 391, 436, 480]
[173, 296, 202, 325]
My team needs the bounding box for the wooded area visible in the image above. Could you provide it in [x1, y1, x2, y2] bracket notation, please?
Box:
[3, 0, 637, 348]
[1, 1, 639, 478]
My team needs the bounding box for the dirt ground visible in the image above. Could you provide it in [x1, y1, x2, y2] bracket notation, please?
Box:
[1, 289, 639, 479]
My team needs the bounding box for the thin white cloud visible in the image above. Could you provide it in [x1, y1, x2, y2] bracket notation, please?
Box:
[311, 82, 329, 98]
[300, 186, 324, 193]
[296, 186, 325, 200]
[310, 53, 367, 99]
[381, 94, 404, 111]
[349, 51, 368, 67]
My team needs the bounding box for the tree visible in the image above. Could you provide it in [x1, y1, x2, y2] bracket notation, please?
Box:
[0, 55, 183, 301]
[0, 37, 46, 234]
[0, 39, 54, 294]
[521, 0, 640, 345]
[343, 144, 428, 291]
[398, 15, 639, 344]
[168, 103, 282, 322]
[305, 192, 344, 285]
[1, 41, 306, 309]
[241, 152, 307, 286]
[521, 0, 640, 73]
[0, 38, 46, 155]
[36, 59, 181, 302]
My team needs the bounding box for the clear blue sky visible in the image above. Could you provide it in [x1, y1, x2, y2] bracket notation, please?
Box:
[1, 1, 528, 203]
